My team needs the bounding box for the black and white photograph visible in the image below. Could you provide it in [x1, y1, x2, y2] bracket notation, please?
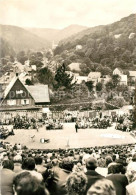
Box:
[0, 0, 136, 194]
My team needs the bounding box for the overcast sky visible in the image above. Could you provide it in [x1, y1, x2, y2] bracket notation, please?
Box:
[0, 0, 136, 29]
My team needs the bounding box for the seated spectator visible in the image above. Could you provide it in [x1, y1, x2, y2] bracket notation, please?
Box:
[66, 172, 87, 195]
[96, 157, 107, 177]
[35, 156, 46, 174]
[22, 157, 35, 171]
[107, 162, 126, 175]
[53, 159, 74, 195]
[13, 171, 49, 195]
[87, 179, 116, 195]
[126, 162, 136, 195]
[85, 157, 104, 194]
[13, 154, 22, 173]
[22, 157, 43, 182]
[105, 156, 113, 166]
[106, 162, 128, 195]
[1, 160, 15, 195]
[72, 162, 85, 173]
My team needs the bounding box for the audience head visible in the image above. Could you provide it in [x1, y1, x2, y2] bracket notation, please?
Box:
[108, 162, 125, 174]
[2, 159, 14, 170]
[87, 179, 116, 195]
[61, 159, 74, 172]
[52, 159, 58, 166]
[13, 171, 49, 195]
[35, 157, 43, 165]
[22, 157, 35, 170]
[73, 162, 84, 173]
[13, 154, 22, 163]
[66, 172, 87, 195]
[86, 157, 97, 170]
[105, 156, 113, 166]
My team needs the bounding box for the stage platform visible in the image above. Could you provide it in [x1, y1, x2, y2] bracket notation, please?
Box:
[2, 123, 136, 149]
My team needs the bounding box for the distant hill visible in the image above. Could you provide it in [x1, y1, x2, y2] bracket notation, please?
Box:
[60, 14, 136, 45]
[0, 38, 15, 58]
[25, 27, 60, 43]
[55, 24, 87, 43]
[26, 24, 87, 44]
[0, 24, 51, 51]
[54, 14, 136, 75]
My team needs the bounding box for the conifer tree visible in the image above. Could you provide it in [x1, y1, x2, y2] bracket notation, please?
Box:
[55, 63, 75, 90]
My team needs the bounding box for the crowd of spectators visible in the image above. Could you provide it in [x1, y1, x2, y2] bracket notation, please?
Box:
[1, 141, 136, 195]
[0, 111, 134, 132]
[0, 125, 14, 139]
[74, 112, 134, 131]
[45, 119, 63, 130]
[115, 114, 133, 132]
[0, 115, 44, 129]
[77, 116, 112, 129]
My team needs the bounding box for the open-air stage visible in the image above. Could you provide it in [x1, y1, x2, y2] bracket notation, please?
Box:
[4, 123, 136, 149]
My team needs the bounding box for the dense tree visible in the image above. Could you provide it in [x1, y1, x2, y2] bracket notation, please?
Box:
[1, 58, 9, 66]
[75, 50, 85, 57]
[10, 55, 15, 63]
[101, 67, 112, 75]
[36, 52, 43, 59]
[69, 54, 77, 61]
[54, 63, 75, 90]
[53, 15, 136, 74]
[17, 51, 28, 65]
[96, 82, 103, 91]
[25, 79, 33, 85]
[112, 74, 121, 87]
[30, 60, 44, 68]
[45, 51, 53, 60]
[54, 45, 64, 56]
[0, 38, 15, 58]
[121, 50, 131, 63]
[79, 63, 90, 75]
[36, 67, 54, 87]
[83, 57, 92, 66]
[105, 81, 114, 91]
[85, 81, 94, 92]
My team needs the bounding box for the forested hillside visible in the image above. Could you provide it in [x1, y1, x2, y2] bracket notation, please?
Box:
[0, 38, 15, 58]
[54, 14, 136, 75]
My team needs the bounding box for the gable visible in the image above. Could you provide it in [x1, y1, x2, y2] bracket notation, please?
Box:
[5, 79, 33, 100]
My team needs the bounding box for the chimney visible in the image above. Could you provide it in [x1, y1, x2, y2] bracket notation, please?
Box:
[16, 73, 18, 77]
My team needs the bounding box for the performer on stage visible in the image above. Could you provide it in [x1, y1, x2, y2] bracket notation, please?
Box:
[75, 121, 78, 133]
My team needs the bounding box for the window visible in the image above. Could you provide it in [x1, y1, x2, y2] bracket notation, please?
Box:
[7, 100, 16, 105]
[21, 99, 29, 105]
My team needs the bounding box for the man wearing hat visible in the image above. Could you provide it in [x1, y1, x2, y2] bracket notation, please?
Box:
[85, 157, 104, 194]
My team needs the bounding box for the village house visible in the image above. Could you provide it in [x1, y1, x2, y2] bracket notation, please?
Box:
[87, 72, 101, 86]
[113, 68, 123, 76]
[68, 62, 81, 72]
[119, 75, 127, 85]
[113, 68, 127, 85]
[76, 76, 88, 84]
[129, 71, 136, 82]
[1, 75, 50, 108]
